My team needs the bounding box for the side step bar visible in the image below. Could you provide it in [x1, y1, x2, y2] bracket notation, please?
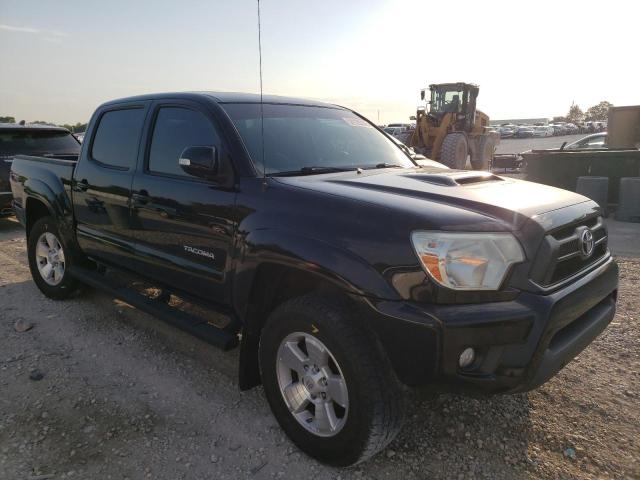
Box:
[69, 266, 239, 351]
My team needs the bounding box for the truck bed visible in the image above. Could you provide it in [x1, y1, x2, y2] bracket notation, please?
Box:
[9, 154, 79, 217]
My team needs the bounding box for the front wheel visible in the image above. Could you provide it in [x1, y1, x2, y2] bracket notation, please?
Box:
[259, 294, 405, 466]
[27, 216, 81, 300]
[440, 133, 468, 169]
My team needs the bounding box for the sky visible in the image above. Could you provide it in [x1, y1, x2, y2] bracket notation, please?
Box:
[0, 0, 638, 125]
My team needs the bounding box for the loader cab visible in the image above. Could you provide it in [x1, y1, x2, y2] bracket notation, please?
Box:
[424, 83, 479, 131]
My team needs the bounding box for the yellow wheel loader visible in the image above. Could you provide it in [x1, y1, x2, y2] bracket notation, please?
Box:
[410, 83, 497, 170]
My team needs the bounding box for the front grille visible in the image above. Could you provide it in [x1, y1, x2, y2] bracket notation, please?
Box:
[549, 242, 607, 284]
[534, 215, 608, 287]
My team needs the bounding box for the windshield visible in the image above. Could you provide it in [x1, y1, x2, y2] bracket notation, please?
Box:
[0, 130, 81, 157]
[222, 103, 414, 175]
[430, 88, 464, 114]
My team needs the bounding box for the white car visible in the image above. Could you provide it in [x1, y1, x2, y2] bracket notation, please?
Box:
[564, 132, 608, 149]
[532, 126, 553, 137]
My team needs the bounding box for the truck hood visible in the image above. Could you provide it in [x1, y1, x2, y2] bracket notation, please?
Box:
[274, 167, 591, 230]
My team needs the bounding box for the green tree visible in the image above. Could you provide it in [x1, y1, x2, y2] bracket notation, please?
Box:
[0, 116, 16, 123]
[585, 101, 613, 121]
[567, 104, 584, 123]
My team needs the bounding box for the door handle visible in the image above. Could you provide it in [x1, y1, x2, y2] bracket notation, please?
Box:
[132, 191, 150, 205]
[75, 179, 89, 192]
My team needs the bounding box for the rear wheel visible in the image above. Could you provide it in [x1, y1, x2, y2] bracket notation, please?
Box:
[27, 216, 80, 300]
[259, 294, 405, 466]
[440, 133, 468, 169]
[471, 135, 496, 170]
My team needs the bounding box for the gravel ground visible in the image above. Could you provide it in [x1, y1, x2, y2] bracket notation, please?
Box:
[0, 216, 638, 480]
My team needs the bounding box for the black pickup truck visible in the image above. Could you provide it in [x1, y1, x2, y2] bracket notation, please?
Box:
[10, 92, 618, 466]
[1, 124, 81, 216]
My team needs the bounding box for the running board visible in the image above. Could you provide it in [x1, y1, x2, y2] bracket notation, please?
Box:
[69, 266, 239, 351]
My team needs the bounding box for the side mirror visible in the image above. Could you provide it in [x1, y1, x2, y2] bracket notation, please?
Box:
[179, 146, 217, 179]
[420, 89, 426, 101]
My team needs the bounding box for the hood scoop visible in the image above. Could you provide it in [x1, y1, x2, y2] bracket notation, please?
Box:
[404, 171, 504, 187]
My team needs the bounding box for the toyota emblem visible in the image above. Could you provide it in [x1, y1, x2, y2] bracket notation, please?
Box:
[580, 229, 594, 257]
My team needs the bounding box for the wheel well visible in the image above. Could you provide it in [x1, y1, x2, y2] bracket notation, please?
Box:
[238, 263, 347, 390]
[25, 198, 51, 237]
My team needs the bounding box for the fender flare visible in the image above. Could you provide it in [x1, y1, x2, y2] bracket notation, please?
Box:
[233, 228, 400, 325]
[22, 177, 76, 247]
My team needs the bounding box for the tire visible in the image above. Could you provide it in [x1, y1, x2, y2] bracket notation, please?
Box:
[259, 293, 405, 466]
[470, 135, 496, 170]
[27, 216, 80, 300]
[440, 133, 468, 169]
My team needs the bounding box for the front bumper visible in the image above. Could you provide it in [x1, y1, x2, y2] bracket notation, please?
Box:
[367, 256, 618, 393]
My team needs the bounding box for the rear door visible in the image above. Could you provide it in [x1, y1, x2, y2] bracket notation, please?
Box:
[129, 100, 236, 304]
[73, 103, 149, 267]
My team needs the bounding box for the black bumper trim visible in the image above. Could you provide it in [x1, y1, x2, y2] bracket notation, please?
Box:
[524, 295, 615, 391]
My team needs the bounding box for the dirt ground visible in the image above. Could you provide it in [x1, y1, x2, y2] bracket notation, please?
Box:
[0, 216, 638, 480]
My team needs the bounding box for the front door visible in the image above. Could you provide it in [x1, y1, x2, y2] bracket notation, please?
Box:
[130, 102, 236, 304]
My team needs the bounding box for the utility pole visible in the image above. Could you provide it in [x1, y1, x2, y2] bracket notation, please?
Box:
[377, 109, 380, 123]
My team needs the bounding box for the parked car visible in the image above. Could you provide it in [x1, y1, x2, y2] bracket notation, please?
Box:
[515, 126, 535, 138]
[383, 126, 405, 136]
[565, 123, 579, 135]
[0, 123, 80, 217]
[549, 124, 565, 136]
[10, 92, 618, 466]
[532, 126, 553, 137]
[564, 132, 608, 150]
[498, 126, 515, 138]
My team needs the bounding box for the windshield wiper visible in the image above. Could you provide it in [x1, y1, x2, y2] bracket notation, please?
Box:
[372, 163, 404, 169]
[269, 166, 354, 177]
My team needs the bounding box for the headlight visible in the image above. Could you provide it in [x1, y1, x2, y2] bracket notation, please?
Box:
[411, 231, 525, 290]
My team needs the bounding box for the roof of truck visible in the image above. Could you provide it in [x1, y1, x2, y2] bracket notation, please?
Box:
[0, 123, 70, 132]
[100, 91, 342, 109]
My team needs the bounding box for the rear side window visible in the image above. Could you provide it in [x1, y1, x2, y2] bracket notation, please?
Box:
[91, 108, 145, 168]
[148, 107, 219, 177]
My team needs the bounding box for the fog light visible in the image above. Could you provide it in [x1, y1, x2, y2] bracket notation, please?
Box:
[458, 347, 475, 368]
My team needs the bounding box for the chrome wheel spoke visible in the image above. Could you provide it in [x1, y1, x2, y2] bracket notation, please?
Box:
[40, 262, 53, 280]
[326, 374, 348, 408]
[36, 242, 49, 259]
[53, 264, 64, 283]
[44, 232, 57, 250]
[279, 341, 307, 376]
[315, 401, 338, 432]
[305, 339, 329, 367]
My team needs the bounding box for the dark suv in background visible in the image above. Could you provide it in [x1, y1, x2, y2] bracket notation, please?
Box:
[0, 124, 81, 216]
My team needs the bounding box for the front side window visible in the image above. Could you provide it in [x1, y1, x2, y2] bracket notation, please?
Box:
[91, 108, 145, 168]
[148, 107, 219, 177]
[223, 103, 413, 175]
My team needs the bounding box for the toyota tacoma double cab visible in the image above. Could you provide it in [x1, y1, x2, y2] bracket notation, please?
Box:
[10, 92, 618, 466]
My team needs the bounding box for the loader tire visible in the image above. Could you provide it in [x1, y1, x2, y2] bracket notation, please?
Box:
[471, 135, 496, 170]
[440, 133, 468, 169]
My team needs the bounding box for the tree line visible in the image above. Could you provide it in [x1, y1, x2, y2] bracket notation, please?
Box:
[554, 101, 613, 124]
[0, 116, 88, 133]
